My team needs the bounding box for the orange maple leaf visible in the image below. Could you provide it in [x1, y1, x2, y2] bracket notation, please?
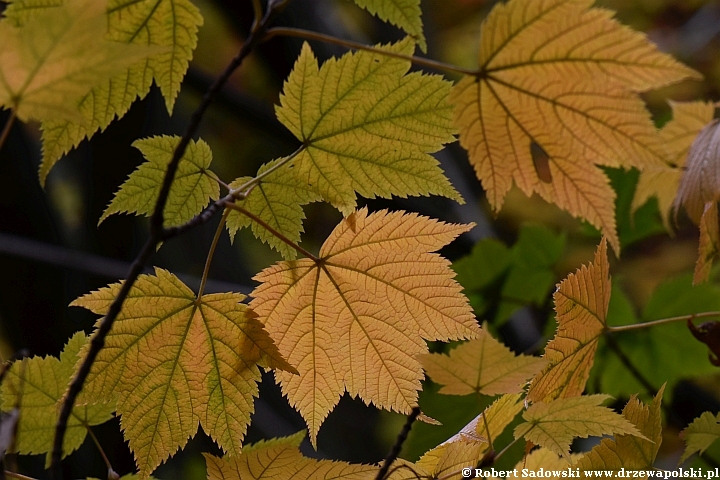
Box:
[250, 208, 481, 444]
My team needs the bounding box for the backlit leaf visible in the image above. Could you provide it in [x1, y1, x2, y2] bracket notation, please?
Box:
[419, 327, 546, 396]
[444, 393, 524, 445]
[226, 158, 321, 260]
[204, 431, 377, 480]
[576, 386, 664, 471]
[528, 239, 609, 403]
[251, 208, 480, 444]
[694, 202, 720, 285]
[632, 101, 715, 230]
[514, 394, 644, 459]
[0, 0, 157, 123]
[71, 269, 294, 478]
[452, 0, 699, 252]
[38, 0, 203, 184]
[0, 332, 114, 464]
[100, 135, 220, 227]
[276, 40, 461, 215]
[680, 411, 720, 464]
[352, 0, 426, 52]
[489, 448, 573, 479]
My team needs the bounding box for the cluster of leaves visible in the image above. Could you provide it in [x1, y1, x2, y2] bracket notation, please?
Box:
[2, 0, 720, 479]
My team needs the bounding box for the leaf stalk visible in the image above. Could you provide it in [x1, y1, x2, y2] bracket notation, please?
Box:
[606, 311, 720, 333]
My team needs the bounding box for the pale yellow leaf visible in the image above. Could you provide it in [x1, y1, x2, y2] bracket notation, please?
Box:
[351, 0, 426, 51]
[632, 101, 715, 230]
[419, 326, 546, 396]
[203, 431, 376, 480]
[0, 0, 158, 123]
[488, 448, 576, 480]
[71, 269, 294, 478]
[680, 411, 720, 464]
[528, 239, 609, 403]
[575, 386, 664, 472]
[514, 394, 645, 459]
[251, 208, 480, 444]
[276, 40, 461, 215]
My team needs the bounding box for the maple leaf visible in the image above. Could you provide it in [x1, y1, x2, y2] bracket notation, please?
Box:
[38, 0, 203, 184]
[419, 325, 546, 396]
[275, 39, 461, 215]
[443, 393, 524, 445]
[226, 158, 322, 260]
[99, 135, 220, 227]
[71, 269, 295, 478]
[204, 431, 377, 480]
[351, 0, 426, 52]
[250, 208, 480, 444]
[514, 394, 644, 459]
[528, 238, 609, 403]
[452, 0, 699, 253]
[632, 102, 715, 231]
[575, 386, 664, 472]
[680, 411, 720, 464]
[0, 332, 114, 464]
[0, 0, 158, 124]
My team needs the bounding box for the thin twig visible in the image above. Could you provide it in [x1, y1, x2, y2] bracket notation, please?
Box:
[223, 203, 318, 260]
[265, 27, 478, 76]
[0, 110, 17, 154]
[197, 210, 231, 299]
[375, 407, 421, 480]
[49, 1, 292, 476]
[606, 311, 720, 333]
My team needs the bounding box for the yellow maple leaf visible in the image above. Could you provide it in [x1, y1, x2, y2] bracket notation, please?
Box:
[694, 202, 720, 285]
[226, 158, 322, 260]
[71, 268, 295, 478]
[275, 39, 461, 215]
[514, 394, 644, 459]
[351, 0, 426, 52]
[419, 325, 546, 396]
[680, 410, 720, 464]
[632, 102, 716, 231]
[99, 135, 220, 227]
[250, 208, 480, 444]
[575, 386, 664, 472]
[204, 431, 377, 480]
[0, 332, 114, 465]
[452, 0, 700, 253]
[527, 238, 609, 403]
[0, 0, 158, 124]
[38, 0, 203, 184]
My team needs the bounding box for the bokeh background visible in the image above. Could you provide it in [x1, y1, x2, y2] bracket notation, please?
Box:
[1, 0, 720, 477]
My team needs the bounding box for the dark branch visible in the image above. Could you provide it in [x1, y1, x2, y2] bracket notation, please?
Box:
[376, 407, 420, 480]
[50, 1, 291, 476]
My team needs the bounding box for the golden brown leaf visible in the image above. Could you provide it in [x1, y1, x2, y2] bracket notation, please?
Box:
[250, 208, 480, 444]
[694, 202, 720, 285]
[528, 239, 609, 403]
[452, 0, 700, 252]
[419, 327, 546, 396]
[633, 102, 715, 230]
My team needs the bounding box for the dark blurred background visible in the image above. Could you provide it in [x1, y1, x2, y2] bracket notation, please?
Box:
[1, 0, 720, 478]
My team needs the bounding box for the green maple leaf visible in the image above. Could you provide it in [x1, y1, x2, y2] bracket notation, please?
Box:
[0, 0, 158, 124]
[514, 394, 644, 459]
[37, 0, 203, 184]
[275, 38, 461, 215]
[71, 268, 295, 478]
[0, 332, 114, 465]
[100, 135, 220, 227]
[351, 0, 426, 52]
[226, 158, 321, 260]
[680, 411, 720, 464]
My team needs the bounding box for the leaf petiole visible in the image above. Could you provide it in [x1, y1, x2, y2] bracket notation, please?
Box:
[228, 145, 305, 200]
[606, 311, 720, 333]
[197, 209, 231, 300]
[0, 109, 17, 154]
[264, 27, 478, 76]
